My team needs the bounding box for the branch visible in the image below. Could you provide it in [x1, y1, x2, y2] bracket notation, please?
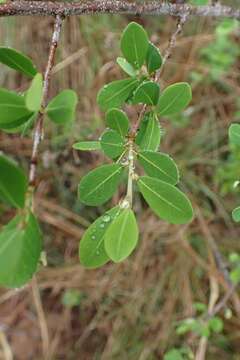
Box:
[0, 1, 239, 20]
[29, 15, 63, 188]
[132, 12, 187, 135]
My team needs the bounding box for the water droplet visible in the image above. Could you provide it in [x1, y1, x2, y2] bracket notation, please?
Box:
[91, 235, 96, 240]
[96, 250, 100, 255]
[233, 180, 240, 188]
[103, 215, 111, 223]
[120, 199, 130, 209]
[100, 223, 105, 228]
[128, 154, 134, 161]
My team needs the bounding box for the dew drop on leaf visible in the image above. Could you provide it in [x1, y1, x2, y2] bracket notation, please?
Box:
[120, 199, 130, 209]
[103, 215, 111, 223]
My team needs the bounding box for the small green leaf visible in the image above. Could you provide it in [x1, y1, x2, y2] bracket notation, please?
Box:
[97, 78, 139, 111]
[100, 129, 125, 159]
[230, 266, 240, 284]
[138, 176, 193, 224]
[2, 112, 37, 135]
[137, 112, 161, 152]
[62, 289, 82, 308]
[138, 151, 179, 185]
[0, 154, 27, 209]
[229, 252, 240, 263]
[157, 82, 192, 116]
[190, 0, 208, 4]
[136, 115, 148, 146]
[106, 108, 129, 138]
[193, 302, 207, 313]
[132, 81, 160, 105]
[0, 212, 42, 288]
[164, 349, 184, 360]
[117, 57, 137, 77]
[73, 141, 101, 151]
[208, 317, 224, 333]
[229, 123, 240, 147]
[0, 88, 33, 129]
[78, 164, 124, 206]
[121, 22, 149, 69]
[146, 42, 162, 74]
[79, 206, 121, 268]
[232, 206, 240, 222]
[0, 47, 37, 78]
[25, 73, 43, 112]
[46, 89, 78, 124]
[104, 208, 138, 262]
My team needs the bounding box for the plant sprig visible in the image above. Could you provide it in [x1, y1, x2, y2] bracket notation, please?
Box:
[74, 22, 194, 268]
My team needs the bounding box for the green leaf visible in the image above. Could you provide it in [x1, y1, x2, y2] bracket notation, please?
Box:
[146, 42, 163, 74]
[208, 317, 224, 333]
[138, 176, 193, 224]
[138, 151, 179, 185]
[46, 89, 78, 124]
[104, 208, 138, 262]
[0, 88, 33, 129]
[164, 349, 184, 360]
[0, 154, 27, 209]
[25, 73, 43, 112]
[121, 22, 149, 69]
[229, 123, 240, 147]
[132, 81, 160, 105]
[117, 57, 137, 77]
[137, 112, 161, 151]
[232, 206, 240, 222]
[97, 78, 139, 111]
[79, 206, 121, 268]
[106, 108, 129, 138]
[193, 302, 207, 313]
[0, 212, 42, 288]
[100, 129, 125, 159]
[0, 47, 37, 78]
[62, 289, 82, 308]
[73, 141, 101, 151]
[230, 266, 240, 284]
[78, 164, 124, 206]
[2, 112, 37, 135]
[190, 0, 208, 4]
[157, 82, 192, 116]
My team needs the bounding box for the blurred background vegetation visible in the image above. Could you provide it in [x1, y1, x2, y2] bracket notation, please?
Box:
[0, 1, 240, 359]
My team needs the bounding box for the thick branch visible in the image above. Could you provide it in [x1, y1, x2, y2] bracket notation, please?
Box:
[0, 1, 239, 20]
[29, 15, 63, 187]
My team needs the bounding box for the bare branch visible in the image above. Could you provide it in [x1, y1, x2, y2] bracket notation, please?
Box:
[0, 1, 239, 20]
[29, 15, 64, 188]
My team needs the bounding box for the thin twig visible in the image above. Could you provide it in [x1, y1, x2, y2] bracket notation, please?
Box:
[29, 15, 64, 188]
[31, 276, 50, 359]
[29, 15, 64, 360]
[155, 11, 190, 82]
[196, 276, 219, 360]
[0, 330, 13, 360]
[208, 283, 238, 318]
[132, 13, 188, 136]
[0, 1, 239, 19]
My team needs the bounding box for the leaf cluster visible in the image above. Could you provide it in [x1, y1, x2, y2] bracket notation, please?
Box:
[0, 46, 78, 287]
[74, 22, 194, 268]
